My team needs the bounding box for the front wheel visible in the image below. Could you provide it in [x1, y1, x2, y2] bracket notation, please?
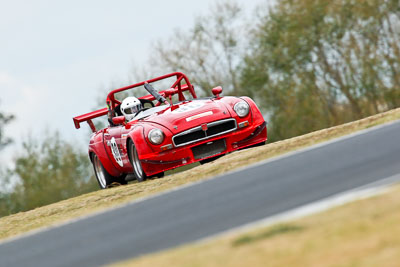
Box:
[128, 141, 147, 182]
[92, 154, 126, 189]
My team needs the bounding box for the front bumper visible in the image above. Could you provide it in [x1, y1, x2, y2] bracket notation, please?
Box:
[140, 121, 267, 176]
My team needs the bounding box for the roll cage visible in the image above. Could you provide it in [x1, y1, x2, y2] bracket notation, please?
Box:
[73, 72, 197, 132]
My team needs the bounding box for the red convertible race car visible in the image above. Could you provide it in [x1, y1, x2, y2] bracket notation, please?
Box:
[73, 72, 267, 189]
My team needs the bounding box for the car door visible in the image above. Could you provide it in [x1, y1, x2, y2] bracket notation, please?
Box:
[103, 126, 125, 170]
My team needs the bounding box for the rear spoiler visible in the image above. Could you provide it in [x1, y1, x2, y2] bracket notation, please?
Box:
[73, 108, 108, 132]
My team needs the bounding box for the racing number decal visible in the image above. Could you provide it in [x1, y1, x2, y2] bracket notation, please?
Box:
[110, 137, 123, 167]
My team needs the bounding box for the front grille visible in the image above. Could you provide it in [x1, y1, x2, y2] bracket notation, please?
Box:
[173, 118, 237, 147]
[192, 139, 226, 160]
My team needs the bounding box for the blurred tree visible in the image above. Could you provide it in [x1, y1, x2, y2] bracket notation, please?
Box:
[0, 132, 98, 216]
[241, 0, 400, 141]
[0, 168, 14, 216]
[146, 1, 248, 95]
[0, 102, 15, 215]
[0, 102, 14, 151]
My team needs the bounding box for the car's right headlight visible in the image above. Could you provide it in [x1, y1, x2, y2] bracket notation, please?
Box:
[234, 101, 250, 117]
[148, 128, 164, 145]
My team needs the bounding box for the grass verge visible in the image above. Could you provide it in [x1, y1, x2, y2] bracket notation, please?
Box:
[113, 185, 400, 267]
[1, 108, 400, 241]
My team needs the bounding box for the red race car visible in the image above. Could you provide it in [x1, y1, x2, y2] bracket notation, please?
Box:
[73, 72, 267, 189]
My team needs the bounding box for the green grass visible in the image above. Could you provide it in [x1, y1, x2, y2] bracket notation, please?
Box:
[232, 224, 304, 247]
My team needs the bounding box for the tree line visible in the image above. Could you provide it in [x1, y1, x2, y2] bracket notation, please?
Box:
[1, 0, 399, 216]
[241, 0, 400, 140]
[0, 105, 97, 217]
[144, 0, 400, 141]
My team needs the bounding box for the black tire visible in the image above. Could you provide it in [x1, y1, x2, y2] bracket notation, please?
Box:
[92, 154, 126, 189]
[128, 141, 147, 182]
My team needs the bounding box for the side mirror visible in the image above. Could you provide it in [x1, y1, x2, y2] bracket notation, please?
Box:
[112, 116, 126, 126]
[212, 86, 223, 98]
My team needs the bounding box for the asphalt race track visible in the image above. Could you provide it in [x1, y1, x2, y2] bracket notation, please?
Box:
[1, 121, 400, 267]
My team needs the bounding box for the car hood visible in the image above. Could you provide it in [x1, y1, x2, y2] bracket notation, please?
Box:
[136, 99, 232, 134]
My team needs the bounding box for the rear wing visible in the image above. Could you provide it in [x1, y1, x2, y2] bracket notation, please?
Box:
[73, 108, 108, 132]
[73, 72, 196, 132]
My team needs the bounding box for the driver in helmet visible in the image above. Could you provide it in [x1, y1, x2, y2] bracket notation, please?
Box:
[120, 96, 142, 121]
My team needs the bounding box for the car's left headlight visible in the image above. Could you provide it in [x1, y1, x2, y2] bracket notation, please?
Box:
[148, 128, 164, 145]
[234, 101, 250, 117]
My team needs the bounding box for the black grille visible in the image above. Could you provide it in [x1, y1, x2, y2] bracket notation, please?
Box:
[192, 139, 226, 160]
[207, 120, 236, 136]
[174, 130, 206, 146]
[173, 119, 237, 147]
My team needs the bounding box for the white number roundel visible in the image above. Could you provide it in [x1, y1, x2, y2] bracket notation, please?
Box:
[110, 137, 123, 167]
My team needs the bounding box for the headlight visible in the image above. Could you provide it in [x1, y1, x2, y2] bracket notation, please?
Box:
[148, 128, 164, 145]
[234, 101, 250, 117]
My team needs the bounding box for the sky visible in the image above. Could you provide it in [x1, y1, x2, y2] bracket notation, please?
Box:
[0, 0, 266, 166]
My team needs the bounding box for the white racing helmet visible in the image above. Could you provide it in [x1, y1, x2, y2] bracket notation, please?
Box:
[120, 96, 141, 121]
